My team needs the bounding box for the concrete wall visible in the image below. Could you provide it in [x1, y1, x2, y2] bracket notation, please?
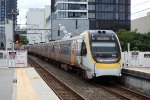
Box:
[131, 12, 150, 33]
[120, 68, 150, 95]
[51, 19, 89, 40]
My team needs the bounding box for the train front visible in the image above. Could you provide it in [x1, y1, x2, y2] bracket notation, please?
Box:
[85, 30, 122, 78]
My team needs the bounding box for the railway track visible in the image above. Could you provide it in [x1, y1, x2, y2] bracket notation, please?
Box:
[28, 55, 150, 100]
[28, 56, 86, 100]
[94, 82, 150, 100]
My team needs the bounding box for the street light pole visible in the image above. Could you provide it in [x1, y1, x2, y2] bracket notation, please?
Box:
[10, 42, 14, 51]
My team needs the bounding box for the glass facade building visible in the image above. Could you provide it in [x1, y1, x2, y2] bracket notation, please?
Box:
[52, 0, 88, 19]
[88, 0, 131, 31]
[51, 0, 130, 31]
[0, 0, 17, 49]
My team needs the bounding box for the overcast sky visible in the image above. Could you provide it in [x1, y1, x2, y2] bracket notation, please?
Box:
[18, 0, 50, 25]
[17, 0, 150, 25]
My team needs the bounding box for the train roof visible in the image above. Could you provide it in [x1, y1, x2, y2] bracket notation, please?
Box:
[86, 30, 115, 35]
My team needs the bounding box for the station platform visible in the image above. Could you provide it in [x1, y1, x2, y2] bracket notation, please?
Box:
[0, 67, 60, 100]
[122, 67, 150, 80]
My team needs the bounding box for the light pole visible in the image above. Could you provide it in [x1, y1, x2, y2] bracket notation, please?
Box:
[10, 42, 14, 51]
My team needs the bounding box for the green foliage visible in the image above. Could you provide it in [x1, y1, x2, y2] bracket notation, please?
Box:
[0, 42, 4, 50]
[19, 36, 29, 45]
[116, 29, 150, 51]
[0, 42, 4, 48]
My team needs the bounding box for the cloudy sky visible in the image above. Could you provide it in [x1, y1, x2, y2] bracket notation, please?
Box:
[17, 0, 150, 25]
[18, 0, 50, 25]
[132, 0, 150, 19]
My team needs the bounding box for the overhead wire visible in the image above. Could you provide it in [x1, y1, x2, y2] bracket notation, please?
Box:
[131, 8, 150, 15]
[132, 0, 150, 8]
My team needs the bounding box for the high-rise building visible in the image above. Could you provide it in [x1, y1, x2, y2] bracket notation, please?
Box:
[0, 0, 6, 48]
[51, 0, 89, 40]
[0, 0, 17, 49]
[52, 0, 88, 19]
[50, 0, 131, 40]
[88, 0, 131, 31]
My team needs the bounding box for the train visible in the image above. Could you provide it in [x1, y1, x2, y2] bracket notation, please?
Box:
[27, 30, 122, 79]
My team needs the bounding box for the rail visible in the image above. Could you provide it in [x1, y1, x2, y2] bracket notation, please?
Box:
[95, 82, 150, 100]
[28, 56, 86, 100]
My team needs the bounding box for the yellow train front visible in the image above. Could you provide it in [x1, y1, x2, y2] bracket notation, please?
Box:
[79, 30, 122, 79]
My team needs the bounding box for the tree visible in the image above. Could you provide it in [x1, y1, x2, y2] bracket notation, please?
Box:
[0, 42, 4, 50]
[0, 42, 4, 48]
[116, 29, 150, 51]
[19, 36, 29, 45]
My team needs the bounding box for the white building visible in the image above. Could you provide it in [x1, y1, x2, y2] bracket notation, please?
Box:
[45, 5, 51, 42]
[5, 20, 13, 50]
[54, 0, 88, 19]
[131, 12, 150, 33]
[26, 5, 51, 44]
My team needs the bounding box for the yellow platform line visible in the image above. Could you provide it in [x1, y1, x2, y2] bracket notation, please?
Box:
[16, 68, 38, 100]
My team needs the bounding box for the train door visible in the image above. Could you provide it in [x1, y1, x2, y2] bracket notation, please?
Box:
[71, 39, 76, 65]
[75, 38, 84, 67]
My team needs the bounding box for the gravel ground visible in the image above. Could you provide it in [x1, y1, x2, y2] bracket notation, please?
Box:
[31, 56, 122, 100]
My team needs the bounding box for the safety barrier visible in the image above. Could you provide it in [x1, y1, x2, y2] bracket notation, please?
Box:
[122, 51, 150, 68]
[0, 50, 27, 67]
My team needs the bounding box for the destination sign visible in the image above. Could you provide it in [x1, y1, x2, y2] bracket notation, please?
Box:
[97, 37, 110, 40]
[92, 36, 111, 41]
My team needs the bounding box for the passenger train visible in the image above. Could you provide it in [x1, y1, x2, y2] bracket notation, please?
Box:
[27, 30, 122, 79]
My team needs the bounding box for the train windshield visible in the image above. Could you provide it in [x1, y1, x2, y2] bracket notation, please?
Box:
[91, 42, 120, 63]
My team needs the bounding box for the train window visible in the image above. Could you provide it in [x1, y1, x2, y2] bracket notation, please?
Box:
[60, 43, 71, 55]
[81, 42, 87, 56]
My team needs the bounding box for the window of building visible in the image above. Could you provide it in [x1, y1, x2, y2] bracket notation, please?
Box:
[127, 13, 130, 20]
[58, 12, 67, 18]
[127, 6, 130, 12]
[89, 0, 95, 2]
[68, 12, 87, 18]
[116, 0, 118, 4]
[68, 4, 87, 10]
[115, 13, 119, 20]
[88, 13, 95, 18]
[116, 5, 125, 12]
[96, 13, 113, 20]
[68, 12, 74, 17]
[119, 13, 125, 20]
[96, 0, 113, 4]
[119, 0, 126, 4]
[88, 5, 95, 10]
[96, 4, 113, 12]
